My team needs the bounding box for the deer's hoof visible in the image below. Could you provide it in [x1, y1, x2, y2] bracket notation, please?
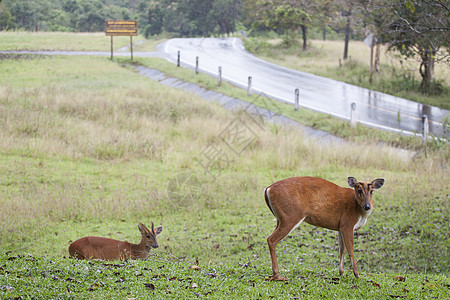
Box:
[266, 274, 288, 281]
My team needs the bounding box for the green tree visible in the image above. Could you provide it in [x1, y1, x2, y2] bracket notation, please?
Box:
[139, 1, 164, 37]
[0, 3, 14, 30]
[210, 0, 237, 34]
[4, 0, 42, 31]
[318, 0, 339, 40]
[251, 0, 320, 50]
[46, 9, 71, 31]
[361, 0, 449, 91]
[331, 0, 366, 60]
[75, 0, 106, 32]
[152, 0, 240, 37]
[175, 0, 214, 36]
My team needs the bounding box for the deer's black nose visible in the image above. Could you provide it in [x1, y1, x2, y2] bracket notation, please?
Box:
[153, 244, 159, 249]
[363, 204, 371, 211]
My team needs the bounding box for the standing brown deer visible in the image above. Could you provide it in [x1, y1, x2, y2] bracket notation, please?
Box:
[68, 222, 162, 260]
[264, 176, 384, 280]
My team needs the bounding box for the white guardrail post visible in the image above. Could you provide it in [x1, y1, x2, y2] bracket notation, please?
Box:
[195, 56, 199, 74]
[350, 102, 357, 127]
[422, 114, 429, 144]
[294, 88, 299, 111]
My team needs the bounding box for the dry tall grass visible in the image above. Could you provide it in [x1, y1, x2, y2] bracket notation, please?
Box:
[261, 39, 449, 86]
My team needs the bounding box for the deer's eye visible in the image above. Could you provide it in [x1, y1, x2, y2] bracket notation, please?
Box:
[357, 189, 363, 195]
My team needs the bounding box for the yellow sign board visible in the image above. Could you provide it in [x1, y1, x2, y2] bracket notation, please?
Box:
[105, 20, 138, 36]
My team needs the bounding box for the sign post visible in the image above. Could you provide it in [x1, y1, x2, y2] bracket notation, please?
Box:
[105, 20, 138, 60]
[130, 36, 133, 60]
[110, 36, 113, 60]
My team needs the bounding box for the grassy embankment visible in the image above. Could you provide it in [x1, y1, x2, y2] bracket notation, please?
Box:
[0, 32, 448, 298]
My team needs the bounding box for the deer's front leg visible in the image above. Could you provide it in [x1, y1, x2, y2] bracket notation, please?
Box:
[338, 232, 346, 276]
[341, 228, 359, 279]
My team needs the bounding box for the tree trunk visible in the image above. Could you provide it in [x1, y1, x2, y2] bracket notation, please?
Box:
[369, 42, 374, 84]
[301, 25, 307, 51]
[419, 49, 435, 91]
[218, 20, 230, 34]
[323, 25, 326, 41]
[232, 0, 236, 32]
[343, 16, 350, 59]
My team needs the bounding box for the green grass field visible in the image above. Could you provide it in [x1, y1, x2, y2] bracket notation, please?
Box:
[0, 33, 449, 299]
[0, 31, 157, 52]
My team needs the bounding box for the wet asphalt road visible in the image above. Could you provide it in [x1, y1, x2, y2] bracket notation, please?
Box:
[158, 38, 449, 138]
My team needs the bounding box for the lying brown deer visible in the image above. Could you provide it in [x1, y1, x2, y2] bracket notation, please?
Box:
[68, 222, 162, 260]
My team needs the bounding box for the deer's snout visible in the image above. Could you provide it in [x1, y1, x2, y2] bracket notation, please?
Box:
[152, 244, 159, 249]
[363, 204, 371, 211]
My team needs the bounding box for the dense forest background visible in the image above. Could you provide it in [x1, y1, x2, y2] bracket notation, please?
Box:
[1, 0, 347, 38]
[0, 0, 448, 91]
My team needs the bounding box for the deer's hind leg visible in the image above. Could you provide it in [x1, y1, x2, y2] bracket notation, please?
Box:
[267, 216, 306, 281]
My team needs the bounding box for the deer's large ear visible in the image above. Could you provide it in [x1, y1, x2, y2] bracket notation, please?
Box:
[347, 177, 357, 188]
[372, 178, 385, 189]
[155, 226, 162, 235]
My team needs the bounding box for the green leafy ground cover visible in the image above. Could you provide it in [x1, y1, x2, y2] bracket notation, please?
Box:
[0, 34, 448, 299]
[1, 253, 448, 299]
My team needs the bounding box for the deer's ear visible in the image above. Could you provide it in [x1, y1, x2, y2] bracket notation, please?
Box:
[155, 226, 162, 235]
[347, 177, 357, 188]
[372, 178, 385, 189]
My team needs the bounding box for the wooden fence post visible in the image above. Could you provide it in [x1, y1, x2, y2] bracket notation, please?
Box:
[110, 36, 113, 60]
[177, 51, 180, 67]
[130, 36, 133, 61]
[247, 76, 252, 96]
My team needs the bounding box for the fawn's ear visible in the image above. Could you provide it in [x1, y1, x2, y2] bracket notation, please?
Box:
[372, 178, 385, 189]
[347, 177, 357, 188]
[155, 226, 163, 235]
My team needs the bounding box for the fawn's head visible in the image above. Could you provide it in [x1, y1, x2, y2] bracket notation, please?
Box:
[138, 222, 163, 250]
[348, 177, 385, 211]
